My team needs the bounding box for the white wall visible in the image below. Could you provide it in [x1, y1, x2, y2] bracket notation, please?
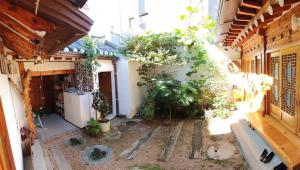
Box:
[0, 75, 23, 170]
[116, 56, 146, 118]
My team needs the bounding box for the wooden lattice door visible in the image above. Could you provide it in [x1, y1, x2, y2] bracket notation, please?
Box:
[270, 52, 281, 120]
[281, 47, 298, 133]
[269, 47, 300, 134]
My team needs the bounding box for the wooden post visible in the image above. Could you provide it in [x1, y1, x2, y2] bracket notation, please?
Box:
[22, 70, 37, 140]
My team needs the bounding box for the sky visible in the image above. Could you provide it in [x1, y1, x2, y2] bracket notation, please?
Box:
[82, 0, 211, 37]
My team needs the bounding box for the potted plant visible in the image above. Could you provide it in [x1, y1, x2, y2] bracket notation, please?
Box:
[92, 90, 111, 132]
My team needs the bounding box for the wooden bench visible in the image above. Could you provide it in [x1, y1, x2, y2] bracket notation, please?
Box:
[248, 112, 300, 170]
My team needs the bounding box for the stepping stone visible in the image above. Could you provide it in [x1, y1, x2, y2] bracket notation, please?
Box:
[189, 120, 202, 159]
[118, 124, 129, 132]
[121, 126, 161, 160]
[159, 121, 183, 162]
[104, 130, 122, 141]
[207, 141, 235, 160]
[51, 144, 72, 170]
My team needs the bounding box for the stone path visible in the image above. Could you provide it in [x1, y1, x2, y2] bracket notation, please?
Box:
[121, 126, 161, 160]
[189, 119, 202, 159]
[159, 121, 183, 161]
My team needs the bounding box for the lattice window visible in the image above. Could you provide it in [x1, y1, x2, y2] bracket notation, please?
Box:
[251, 60, 255, 73]
[281, 53, 296, 116]
[271, 56, 280, 106]
[257, 59, 261, 74]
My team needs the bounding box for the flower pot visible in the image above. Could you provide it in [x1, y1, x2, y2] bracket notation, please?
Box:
[98, 119, 110, 132]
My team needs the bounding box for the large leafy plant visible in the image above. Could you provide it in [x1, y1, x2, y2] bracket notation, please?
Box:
[120, 32, 184, 91]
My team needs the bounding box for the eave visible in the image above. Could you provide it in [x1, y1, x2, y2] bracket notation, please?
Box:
[0, 0, 93, 59]
[216, 0, 300, 48]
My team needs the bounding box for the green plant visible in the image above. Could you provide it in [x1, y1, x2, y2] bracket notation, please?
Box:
[140, 96, 155, 120]
[69, 138, 82, 146]
[119, 32, 184, 92]
[85, 119, 100, 136]
[90, 148, 107, 160]
[92, 90, 111, 122]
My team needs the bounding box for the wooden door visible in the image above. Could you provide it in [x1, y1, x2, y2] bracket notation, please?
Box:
[30, 76, 55, 112]
[269, 47, 300, 134]
[42, 76, 55, 112]
[98, 72, 112, 113]
[270, 51, 281, 121]
[30, 77, 43, 112]
[0, 98, 15, 170]
[280, 47, 298, 133]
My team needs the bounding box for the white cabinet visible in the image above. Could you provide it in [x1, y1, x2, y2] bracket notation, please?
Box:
[64, 92, 92, 128]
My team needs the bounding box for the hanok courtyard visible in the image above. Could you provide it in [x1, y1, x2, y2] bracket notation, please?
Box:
[1, 0, 300, 170]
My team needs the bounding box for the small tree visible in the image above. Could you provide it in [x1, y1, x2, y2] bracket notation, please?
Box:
[92, 90, 111, 122]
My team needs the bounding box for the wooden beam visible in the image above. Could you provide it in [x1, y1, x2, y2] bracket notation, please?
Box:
[232, 20, 248, 26]
[236, 14, 253, 21]
[238, 6, 257, 16]
[0, 12, 41, 43]
[231, 25, 245, 30]
[228, 32, 239, 36]
[30, 69, 75, 76]
[0, 0, 55, 32]
[0, 22, 35, 58]
[240, 0, 263, 9]
[229, 29, 242, 33]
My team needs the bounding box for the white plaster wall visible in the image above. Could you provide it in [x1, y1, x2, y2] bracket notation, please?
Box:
[127, 61, 146, 117]
[23, 61, 75, 71]
[116, 57, 131, 116]
[116, 57, 146, 118]
[0, 75, 23, 170]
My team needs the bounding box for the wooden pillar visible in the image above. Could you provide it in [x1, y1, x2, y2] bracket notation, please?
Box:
[240, 46, 244, 72]
[259, 28, 269, 116]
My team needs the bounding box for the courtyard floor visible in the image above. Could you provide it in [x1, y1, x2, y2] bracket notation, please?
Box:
[40, 114, 248, 170]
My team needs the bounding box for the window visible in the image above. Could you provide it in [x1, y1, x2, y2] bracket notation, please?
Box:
[138, 0, 148, 16]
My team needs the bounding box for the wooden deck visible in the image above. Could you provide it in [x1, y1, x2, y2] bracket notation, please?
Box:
[248, 112, 300, 170]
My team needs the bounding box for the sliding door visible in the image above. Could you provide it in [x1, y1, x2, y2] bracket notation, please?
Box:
[269, 46, 299, 134]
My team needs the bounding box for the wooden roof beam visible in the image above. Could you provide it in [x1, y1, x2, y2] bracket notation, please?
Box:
[0, 12, 41, 44]
[235, 14, 253, 21]
[229, 29, 242, 33]
[231, 25, 245, 30]
[228, 32, 239, 36]
[0, 0, 55, 33]
[240, 0, 263, 9]
[0, 23, 35, 59]
[232, 20, 248, 26]
[237, 6, 257, 16]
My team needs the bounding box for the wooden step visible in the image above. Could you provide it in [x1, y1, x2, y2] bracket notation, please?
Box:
[248, 112, 300, 170]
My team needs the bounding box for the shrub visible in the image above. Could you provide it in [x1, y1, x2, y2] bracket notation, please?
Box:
[85, 119, 101, 136]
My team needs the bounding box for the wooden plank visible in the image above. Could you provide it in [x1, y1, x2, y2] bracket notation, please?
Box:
[0, 0, 55, 32]
[248, 112, 300, 170]
[159, 121, 183, 162]
[30, 69, 75, 76]
[189, 120, 202, 159]
[121, 126, 160, 160]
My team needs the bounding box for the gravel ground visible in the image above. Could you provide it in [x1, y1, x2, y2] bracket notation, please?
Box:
[43, 118, 248, 170]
